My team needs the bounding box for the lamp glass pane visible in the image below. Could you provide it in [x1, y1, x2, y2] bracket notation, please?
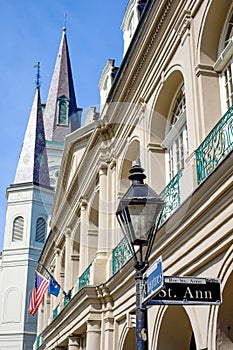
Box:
[128, 203, 157, 241]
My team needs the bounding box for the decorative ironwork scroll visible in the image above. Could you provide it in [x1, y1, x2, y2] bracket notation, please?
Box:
[159, 170, 182, 225]
[78, 262, 92, 290]
[196, 106, 233, 184]
[112, 236, 133, 274]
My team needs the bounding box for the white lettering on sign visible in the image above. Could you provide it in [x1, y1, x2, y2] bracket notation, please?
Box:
[147, 274, 163, 294]
[157, 287, 213, 300]
[164, 277, 206, 284]
[183, 287, 213, 300]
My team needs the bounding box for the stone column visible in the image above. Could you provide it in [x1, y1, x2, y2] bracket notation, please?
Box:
[68, 335, 81, 350]
[93, 163, 109, 285]
[110, 159, 117, 247]
[86, 320, 101, 350]
[97, 162, 108, 255]
[64, 228, 73, 291]
[79, 199, 88, 274]
[53, 247, 61, 310]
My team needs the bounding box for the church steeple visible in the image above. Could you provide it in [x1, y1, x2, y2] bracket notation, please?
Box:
[14, 85, 50, 187]
[43, 28, 81, 142]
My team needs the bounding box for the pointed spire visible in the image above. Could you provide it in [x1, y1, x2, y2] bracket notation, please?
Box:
[14, 87, 50, 187]
[43, 28, 81, 142]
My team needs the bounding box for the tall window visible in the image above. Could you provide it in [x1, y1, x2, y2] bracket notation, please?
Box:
[162, 85, 189, 181]
[12, 216, 24, 242]
[35, 218, 46, 243]
[222, 63, 233, 109]
[214, 10, 233, 111]
[57, 95, 69, 125]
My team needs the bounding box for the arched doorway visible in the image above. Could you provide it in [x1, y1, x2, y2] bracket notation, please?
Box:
[122, 328, 136, 350]
[156, 306, 196, 350]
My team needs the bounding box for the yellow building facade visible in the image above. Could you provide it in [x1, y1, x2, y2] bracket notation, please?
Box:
[35, 0, 233, 349]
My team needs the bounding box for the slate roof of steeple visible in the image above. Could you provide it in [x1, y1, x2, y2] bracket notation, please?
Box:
[14, 87, 50, 186]
[43, 28, 81, 142]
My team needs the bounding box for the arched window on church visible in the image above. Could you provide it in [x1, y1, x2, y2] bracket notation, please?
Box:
[214, 9, 233, 112]
[35, 218, 46, 243]
[57, 95, 69, 125]
[162, 84, 189, 181]
[12, 216, 24, 242]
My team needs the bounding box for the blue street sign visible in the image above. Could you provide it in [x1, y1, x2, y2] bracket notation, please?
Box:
[142, 256, 163, 305]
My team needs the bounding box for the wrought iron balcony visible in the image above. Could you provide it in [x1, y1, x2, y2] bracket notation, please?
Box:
[196, 106, 233, 184]
[78, 262, 92, 290]
[159, 170, 182, 226]
[52, 304, 60, 320]
[112, 236, 133, 274]
[36, 335, 43, 349]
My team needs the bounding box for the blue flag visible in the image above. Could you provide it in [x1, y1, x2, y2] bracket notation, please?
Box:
[48, 278, 61, 297]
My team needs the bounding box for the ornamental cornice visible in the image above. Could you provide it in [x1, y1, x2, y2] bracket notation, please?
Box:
[174, 9, 191, 40]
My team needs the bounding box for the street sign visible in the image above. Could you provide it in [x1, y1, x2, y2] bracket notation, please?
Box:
[142, 256, 163, 305]
[147, 276, 222, 306]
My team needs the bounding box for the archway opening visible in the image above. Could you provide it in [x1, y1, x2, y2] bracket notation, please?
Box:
[157, 306, 196, 350]
[122, 328, 136, 350]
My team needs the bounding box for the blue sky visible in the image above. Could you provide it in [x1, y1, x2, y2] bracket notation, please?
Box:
[0, 0, 129, 251]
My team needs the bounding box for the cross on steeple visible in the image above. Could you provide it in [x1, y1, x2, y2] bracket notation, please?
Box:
[34, 62, 41, 88]
[63, 13, 67, 32]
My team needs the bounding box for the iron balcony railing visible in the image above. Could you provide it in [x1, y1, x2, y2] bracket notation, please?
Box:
[52, 304, 60, 320]
[112, 236, 133, 274]
[196, 105, 233, 184]
[78, 262, 92, 290]
[159, 170, 183, 226]
[36, 335, 43, 349]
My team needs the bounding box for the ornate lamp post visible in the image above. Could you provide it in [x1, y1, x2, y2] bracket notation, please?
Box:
[116, 161, 164, 350]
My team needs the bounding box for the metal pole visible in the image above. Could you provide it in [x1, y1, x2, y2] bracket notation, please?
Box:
[135, 268, 148, 350]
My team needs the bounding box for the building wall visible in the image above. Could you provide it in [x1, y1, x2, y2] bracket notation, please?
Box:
[35, 0, 233, 349]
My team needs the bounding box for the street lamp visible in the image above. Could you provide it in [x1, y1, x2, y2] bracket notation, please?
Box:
[116, 160, 164, 350]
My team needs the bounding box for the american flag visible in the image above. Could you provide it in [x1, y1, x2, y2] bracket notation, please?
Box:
[28, 271, 49, 316]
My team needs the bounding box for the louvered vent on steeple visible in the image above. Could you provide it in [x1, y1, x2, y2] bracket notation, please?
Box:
[12, 216, 24, 242]
[35, 218, 46, 243]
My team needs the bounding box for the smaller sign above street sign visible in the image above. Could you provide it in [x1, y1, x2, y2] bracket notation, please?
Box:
[146, 276, 222, 306]
[142, 256, 163, 305]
